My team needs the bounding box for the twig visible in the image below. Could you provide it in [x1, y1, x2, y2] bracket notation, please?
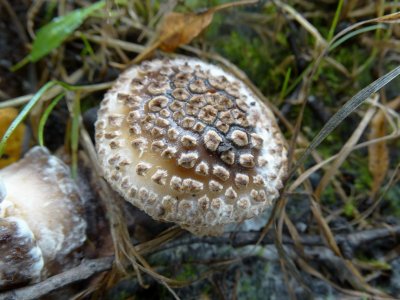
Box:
[152, 226, 400, 256]
[0, 257, 114, 300]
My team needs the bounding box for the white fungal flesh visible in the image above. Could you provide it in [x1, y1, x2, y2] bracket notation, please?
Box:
[96, 57, 288, 235]
[0, 178, 6, 204]
[0, 217, 44, 287]
[0, 147, 87, 287]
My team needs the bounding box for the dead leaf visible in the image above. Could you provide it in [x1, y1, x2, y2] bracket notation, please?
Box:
[0, 108, 26, 168]
[368, 97, 400, 196]
[132, 0, 258, 64]
[158, 11, 214, 52]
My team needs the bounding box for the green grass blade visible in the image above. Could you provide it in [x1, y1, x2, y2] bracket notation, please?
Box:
[38, 93, 65, 147]
[329, 24, 387, 51]
[279, 67, 291, 101]
[327, 0, 344, 41]
[71, 92, 81, 178]
[0, 81, 58, 156]
[0, 79, 79, 156]
[290, 65, 400, 177]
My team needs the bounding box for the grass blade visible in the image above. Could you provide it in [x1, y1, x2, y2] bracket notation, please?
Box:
[0, 81, 57, 156]
[279, 67, 292, 102]
[38, 93, 65, 146]
[327, 0, 344, 41]
[71, 92, 81, 178]
[329, 24, 387, 51]
[0, 80, 78, 156]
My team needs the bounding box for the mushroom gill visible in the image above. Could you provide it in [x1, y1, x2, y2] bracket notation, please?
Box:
[95, 57, 288, 235]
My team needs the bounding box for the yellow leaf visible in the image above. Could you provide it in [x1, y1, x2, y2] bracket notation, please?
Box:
[0, 108, 26, 168]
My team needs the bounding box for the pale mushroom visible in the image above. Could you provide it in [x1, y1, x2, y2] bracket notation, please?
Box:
[95, 57, 288, 235]
[0, 146, 87, 288]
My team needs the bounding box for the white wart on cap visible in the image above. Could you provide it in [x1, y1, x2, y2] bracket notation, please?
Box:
[95, 57, 288, 235]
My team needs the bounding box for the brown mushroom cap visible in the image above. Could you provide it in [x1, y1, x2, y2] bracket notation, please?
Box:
[0, 146, 86, 287]
[95, 57, 288, 235]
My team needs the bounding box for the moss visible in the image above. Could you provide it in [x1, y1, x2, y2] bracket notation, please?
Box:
[320, 185, 337, 206]
[343, 200, 356, 218]
[210, 28, 293, 97]
[175, 264, 200, 281]
[385, 185, 400, 218]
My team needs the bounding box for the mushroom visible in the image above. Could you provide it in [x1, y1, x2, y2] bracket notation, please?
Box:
[0, 146, 86, 289]
[95, 57, 288, 235]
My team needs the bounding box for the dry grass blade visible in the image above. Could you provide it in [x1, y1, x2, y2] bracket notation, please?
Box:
[283, 211, 304, 254]
[290, 126, 400, 193]
[288, 156, 335, 192]
[314, 96, 378, 199]
[310, 199, 342, 257]
[375, 11, 400, 23]
[273, 0, 327, 47]
[135, 226, 183, 255]
[0, 81, 112, 109]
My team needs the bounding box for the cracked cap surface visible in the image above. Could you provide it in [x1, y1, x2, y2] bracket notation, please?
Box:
[95, 57, 288, 235]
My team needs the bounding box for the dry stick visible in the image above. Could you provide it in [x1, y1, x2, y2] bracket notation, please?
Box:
[76, 33, 145, 53]
[26, 0, 45, 39]
[0, 257, 114, 300]
[273, 0, 327, 47]
[2, 225, 399, 300]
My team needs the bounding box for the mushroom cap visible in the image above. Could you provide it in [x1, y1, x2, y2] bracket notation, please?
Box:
[95, 57, 288, 235]
[0, 146, 87, 286]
